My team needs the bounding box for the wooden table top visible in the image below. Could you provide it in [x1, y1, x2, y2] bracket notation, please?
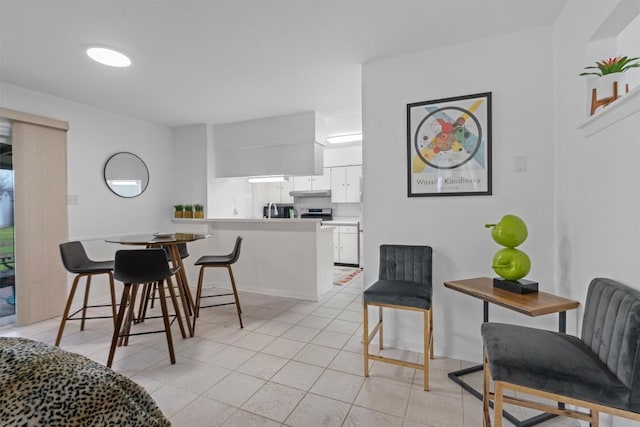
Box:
[105, 233, 209, 245]
[444, 277, 579, 317]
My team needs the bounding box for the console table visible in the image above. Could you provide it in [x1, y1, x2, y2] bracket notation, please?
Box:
[444, 277, 580, 427]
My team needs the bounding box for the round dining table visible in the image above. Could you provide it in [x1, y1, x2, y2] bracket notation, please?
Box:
[105, 232, 210, 337]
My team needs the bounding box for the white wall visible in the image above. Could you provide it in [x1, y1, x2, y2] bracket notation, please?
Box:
[1, 82, 175, 305]
[554, 3, 640, 425]
[172, 124, 208, 212]
[1, 83, 175, 240]
[362, 26, 557, 363]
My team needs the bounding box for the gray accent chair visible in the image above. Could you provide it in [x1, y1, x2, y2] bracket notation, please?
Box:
[363, 244, 433, 390]
[481, 277, 640, 426]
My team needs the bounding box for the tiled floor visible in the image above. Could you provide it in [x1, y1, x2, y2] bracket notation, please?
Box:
[0, 272, 580, 427]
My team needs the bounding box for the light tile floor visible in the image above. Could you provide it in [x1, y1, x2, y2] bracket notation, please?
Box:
[1, 273, 581, 427]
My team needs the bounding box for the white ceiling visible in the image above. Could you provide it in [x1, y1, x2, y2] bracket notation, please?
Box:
[0, 0, 566, 128]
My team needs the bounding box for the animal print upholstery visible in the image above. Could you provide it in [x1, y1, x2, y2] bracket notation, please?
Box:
[0, 337, 170, 426]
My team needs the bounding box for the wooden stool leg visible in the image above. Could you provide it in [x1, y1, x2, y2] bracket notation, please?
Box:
[227, 265, 243, 328]
[494, 382, 504, 427]
[423, 308, 429, 391]
[121, 283, 140, 347]
[157, 279, 176, 364]
[363, 302, 370, 377]
[108, 272, 117, 328]
[483, 354, 492, 427]
[379, 306, 383, 349]
[173, 272, 193, 337]
[55, 274, 82, 346]
[80, 275, 92, 331]
[192, 266, 206, 333]
[140, 283, 149, 322]
[165, 276, 187, 339]
[107, 283, 131, 368]
[429, 307, 434, 359]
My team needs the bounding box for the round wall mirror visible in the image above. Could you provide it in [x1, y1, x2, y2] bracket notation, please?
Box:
[103, 152, 149, 198]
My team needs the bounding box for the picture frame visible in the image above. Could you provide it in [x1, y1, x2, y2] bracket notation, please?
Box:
[407, 92, 492, 197]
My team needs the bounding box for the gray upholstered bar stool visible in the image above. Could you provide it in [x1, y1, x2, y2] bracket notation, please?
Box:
[107, 248, 186, 368]
[363, 244, 434, 390]
[56, 241, 117, 346]
[192, 236, 243, 332]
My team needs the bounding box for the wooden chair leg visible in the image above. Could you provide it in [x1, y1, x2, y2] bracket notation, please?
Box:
[363, 301, 370, 377]
[429, 307, 434, 359]
[379, 306, 383, 349]
[172, 270, 193, 337]
[108, 272, 117, 327]
[157, 279, 176, 364]
[137, 283, 152, 323]
[483, 354, 492, 427]
[80, 275, 92, 331]
[494, 382, 504, 427]
[591, 409, 599, 427]
[423, 308, 429, 391]
[55, 274, 82, 346]
[107, 283, 132, 368]
[192, 266, 206, 333]
[121, 283, 140, 347]
[227, 265, 243, 328]
[165, 276, 187, 339]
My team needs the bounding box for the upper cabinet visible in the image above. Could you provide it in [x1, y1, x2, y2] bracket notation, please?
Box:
[331, 165, 361, 203]
[214, 111, 326, 178]
[293, 168, 331, 191]
[268, 180, 293, 203]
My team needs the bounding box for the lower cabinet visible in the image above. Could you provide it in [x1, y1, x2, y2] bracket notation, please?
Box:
[333, 225, 359, 265]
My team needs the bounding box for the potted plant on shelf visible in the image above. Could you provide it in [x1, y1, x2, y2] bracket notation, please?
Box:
[173, 204, 184, 219]
[194, 204, 204, 219]
[580, 55, 639, 115]
[183, 204, 194, 219]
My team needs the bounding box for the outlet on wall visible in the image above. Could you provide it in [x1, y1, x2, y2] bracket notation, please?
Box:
[67, 194, 79, 205]
[514, 156, 527, 173]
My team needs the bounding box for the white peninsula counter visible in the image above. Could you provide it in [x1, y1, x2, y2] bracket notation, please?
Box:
[172, 218, 334, 301]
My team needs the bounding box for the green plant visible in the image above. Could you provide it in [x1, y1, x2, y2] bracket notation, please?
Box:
[579, 55, 640, 77]
[194, 204, 204, 212]
[173, 204, 184, 212]
[184, 204, 193, 212]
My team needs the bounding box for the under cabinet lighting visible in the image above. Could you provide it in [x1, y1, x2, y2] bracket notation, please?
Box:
[87, 47, 131, 67]
[247, 175, 288, 183]
[326, 133, 362, 144]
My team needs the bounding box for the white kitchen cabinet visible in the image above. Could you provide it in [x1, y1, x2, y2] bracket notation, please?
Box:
[267, 180, 293, 203]
[333, 225, 359, 265]
[331, 165, 361, 203]
[293, 168, 331, 191]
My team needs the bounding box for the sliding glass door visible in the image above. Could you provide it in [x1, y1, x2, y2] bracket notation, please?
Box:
[0, 119, 15, 323]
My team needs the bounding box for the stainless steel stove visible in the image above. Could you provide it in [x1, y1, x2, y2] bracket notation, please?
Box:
[300, 207, 333, 221]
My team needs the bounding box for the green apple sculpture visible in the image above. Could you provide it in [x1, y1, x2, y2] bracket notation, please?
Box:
[485, 214, 531, 281]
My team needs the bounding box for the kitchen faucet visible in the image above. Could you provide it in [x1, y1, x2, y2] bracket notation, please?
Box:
[267, 202, 278, 218]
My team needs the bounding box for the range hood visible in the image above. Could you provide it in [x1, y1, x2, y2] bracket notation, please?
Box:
[289, 190, 331, 198]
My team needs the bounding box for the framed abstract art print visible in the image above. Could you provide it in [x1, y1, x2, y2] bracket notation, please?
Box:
[407, 92, 492, 197]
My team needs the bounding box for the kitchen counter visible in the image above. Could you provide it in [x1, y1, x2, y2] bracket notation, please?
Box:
[171, 217, 333, 300]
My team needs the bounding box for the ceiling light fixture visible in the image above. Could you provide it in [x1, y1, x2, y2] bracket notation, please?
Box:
[326, 133, 362, 144]
[247, 175, 288, 183]
[86, 47, 131, 68]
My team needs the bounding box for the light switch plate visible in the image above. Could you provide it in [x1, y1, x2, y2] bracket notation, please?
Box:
[515, 156, 527, 173]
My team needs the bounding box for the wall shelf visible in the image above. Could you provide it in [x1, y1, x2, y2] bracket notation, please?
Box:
[578, 85, 640, 137]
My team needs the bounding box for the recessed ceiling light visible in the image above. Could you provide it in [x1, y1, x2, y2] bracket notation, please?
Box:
[86, 47, 131, 67]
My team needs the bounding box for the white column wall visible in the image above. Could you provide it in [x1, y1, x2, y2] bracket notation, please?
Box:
[553, 3, 640, 425]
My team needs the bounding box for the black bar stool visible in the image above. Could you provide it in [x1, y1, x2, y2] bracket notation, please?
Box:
[107, 248, 186, 368]
[192, 236, 243, 332]
[56, 241, 117, 346]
